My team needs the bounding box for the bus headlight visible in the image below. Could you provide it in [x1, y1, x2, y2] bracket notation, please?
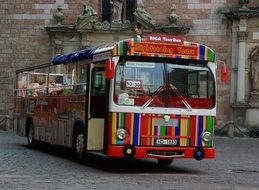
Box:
[202, 131, 212, 142]
[116, 129, 127, 140]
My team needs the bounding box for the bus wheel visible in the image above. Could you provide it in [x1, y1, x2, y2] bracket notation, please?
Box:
[27, 123, 36, 147]
[157, 159, 173, 166]
[73, 130, 85, 162]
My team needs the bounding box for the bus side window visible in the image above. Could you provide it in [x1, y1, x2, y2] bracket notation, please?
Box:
[16, 73, 26, 97]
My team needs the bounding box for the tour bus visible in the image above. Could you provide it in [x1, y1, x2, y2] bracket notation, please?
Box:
[14, 34, 217, 165]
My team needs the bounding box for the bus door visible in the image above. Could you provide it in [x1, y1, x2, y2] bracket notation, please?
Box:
[87, 66, 107, 151]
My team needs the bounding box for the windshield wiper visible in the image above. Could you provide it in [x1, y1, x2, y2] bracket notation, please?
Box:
[141, 85, 164, 109]
[170, 84, 192, 111]
[141, 84, 192, 111]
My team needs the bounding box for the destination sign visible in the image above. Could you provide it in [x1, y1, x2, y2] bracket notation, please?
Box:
[134, 42, 198, 57]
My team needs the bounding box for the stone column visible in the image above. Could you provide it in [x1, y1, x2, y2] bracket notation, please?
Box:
[230, 22, 238, 104]
[236, 17, 248, 103]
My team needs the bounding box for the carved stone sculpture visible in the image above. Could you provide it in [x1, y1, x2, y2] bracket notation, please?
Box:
[54, 7, 64, 26]
[168, 4, 179, 26]
[134, 3, 156, 27]
[239, 0, 249, 5]
[75, 4, 97, 29]
[110, 0, 124, 24]
[81, 4, 97, 18]
[161, 4, 190, 35]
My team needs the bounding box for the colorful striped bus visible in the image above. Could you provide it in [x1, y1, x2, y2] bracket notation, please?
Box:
[14, 34, 216, 165]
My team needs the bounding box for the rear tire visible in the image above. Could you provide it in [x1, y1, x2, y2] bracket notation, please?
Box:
[73, 128, 85, 162]
[157, 159, 173, 166]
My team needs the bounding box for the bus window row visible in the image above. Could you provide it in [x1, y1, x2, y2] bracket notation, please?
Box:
[16, 62, 87, 97]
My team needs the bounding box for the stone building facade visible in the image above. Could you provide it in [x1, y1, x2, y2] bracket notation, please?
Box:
[0, 0, 259, 131]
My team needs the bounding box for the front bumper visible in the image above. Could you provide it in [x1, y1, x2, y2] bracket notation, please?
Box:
[107, 145, 215, 159]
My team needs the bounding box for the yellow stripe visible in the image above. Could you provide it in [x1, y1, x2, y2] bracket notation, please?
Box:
[112, 112, 117, 144]
[180, 117, 187, 146]
[203, 116, 207, 131]
[112, 47, 116, 56]
[131, 40, 134, 55]
[205, 47, 208, 60]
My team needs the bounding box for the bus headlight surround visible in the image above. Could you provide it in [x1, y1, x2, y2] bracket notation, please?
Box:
[202, 131, 212, 142]
[116, 129, 127, 140]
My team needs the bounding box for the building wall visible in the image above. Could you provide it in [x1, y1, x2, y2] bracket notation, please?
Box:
[1, 0, 255, 129]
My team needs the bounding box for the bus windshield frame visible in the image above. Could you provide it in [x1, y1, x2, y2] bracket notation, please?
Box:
[114, 59, 215, 109]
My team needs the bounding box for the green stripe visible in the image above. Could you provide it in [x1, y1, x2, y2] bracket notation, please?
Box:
[207, 116, 214, 147]
[207, 116, 213, 132]
[208, 49, 215, 62]
[160, 126, 166, 137]
[120, 41, 124, 55]
[120, 113, 125, 129]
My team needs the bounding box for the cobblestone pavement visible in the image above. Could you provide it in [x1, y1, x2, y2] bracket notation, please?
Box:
[0, 131, 259, 190]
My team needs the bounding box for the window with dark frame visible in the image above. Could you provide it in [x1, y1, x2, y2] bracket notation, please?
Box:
[101, 0, 136, 23]
[124, 0, 136, 23]
[101, 0, 111, 22]
[90, 67, 106, 118]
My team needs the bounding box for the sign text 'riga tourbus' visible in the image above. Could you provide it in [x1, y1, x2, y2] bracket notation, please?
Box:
[147, 34, 184, 44]
[134, 42, 198, 57]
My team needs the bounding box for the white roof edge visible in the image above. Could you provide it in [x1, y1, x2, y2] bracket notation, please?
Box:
[94, 44, 116, 54]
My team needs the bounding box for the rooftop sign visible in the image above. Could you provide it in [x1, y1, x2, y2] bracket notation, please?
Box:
[134, 42, 198, 57]
[146, 34, 184, 44]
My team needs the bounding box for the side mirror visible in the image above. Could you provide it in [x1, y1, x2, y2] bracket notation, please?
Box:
[105, 59, 115, 79]
[220, 61, 228, 82]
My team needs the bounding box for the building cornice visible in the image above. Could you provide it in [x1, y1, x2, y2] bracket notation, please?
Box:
[221, 6, 258, 20]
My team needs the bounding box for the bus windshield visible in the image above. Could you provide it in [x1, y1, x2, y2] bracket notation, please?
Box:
[114, 60, 215, 109]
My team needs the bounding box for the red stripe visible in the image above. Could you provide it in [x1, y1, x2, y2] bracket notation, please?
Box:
[140, 114, 148, 145]
[167, 126, 173, 139]
[108, 121, 112, 144]
[190, 116, 197, 146]
[125, 113, 132, 144]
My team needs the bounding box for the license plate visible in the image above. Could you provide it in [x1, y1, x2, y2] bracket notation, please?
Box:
[156, 139, 177, 145]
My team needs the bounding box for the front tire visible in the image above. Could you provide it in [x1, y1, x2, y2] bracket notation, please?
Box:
[27, 123, 36, 147]
[157, 159, 173, 166]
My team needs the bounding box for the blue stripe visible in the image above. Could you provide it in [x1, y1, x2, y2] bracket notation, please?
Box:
[198, 116, 203, 147]
[154, 126, 158, 145]
[116, 112, 119, 129]
[199, 45, 205, 60]
[175, 115, 180, 146]
[133, 113, 140, 145]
